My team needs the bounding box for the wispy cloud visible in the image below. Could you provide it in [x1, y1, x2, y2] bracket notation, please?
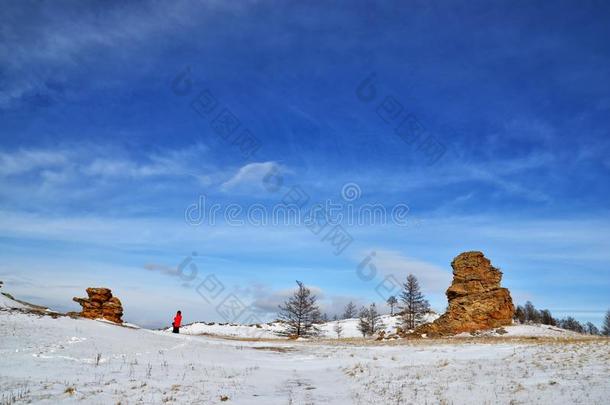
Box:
[0, 143, 217, 212]
[0, 1, 259, 109]
[0, 143, 210, 179]
[358, 249, 452, 295]
[221, 161, 284, 193]
[0, 149, 69, 176]
[1, 2, 192, 108]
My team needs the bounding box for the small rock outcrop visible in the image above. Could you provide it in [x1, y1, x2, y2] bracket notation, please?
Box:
[417, 251, 514, 336]
[73, 288, 123, 324]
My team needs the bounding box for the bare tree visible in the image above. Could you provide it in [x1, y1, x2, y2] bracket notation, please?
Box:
[539, 309, 556, 326]
[400, 274, 430, 330]
[603, 310, 610, 336]
[357, 307, 370, 337]
[333, 323, 343, 338]
[524, 301, 540, 323]
[585, 322, 599, 335]
[277, 281, 321, 338]
[342, 301, 357, 319]
[559, 317, 584, 333]
[514, 305, 526, 323]
[357, 304, 384, 337]
[386, 295, 398, 316]
[367, 303, 384, 335]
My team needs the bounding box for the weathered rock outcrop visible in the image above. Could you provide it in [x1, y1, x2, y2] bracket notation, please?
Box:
[73, 288, 123, 324]
[417, 251, 514, 336]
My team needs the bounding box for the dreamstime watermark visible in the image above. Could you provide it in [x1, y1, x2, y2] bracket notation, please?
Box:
[185, 183, 413, 228]
[356, 251, 402, 302]
[356, 72, 447, 165]
[171, 66, 262, 159]
[168, 252, 267, 339]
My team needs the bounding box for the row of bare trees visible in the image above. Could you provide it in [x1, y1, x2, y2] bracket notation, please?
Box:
[278, 274, 431, 338]
[515, 301, 610, 336]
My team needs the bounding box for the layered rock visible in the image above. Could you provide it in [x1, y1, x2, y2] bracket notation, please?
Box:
[417, 251, 514, 336]
[73, 288, 123, 324]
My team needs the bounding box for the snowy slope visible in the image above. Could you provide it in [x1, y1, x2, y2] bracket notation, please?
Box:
[1, 310, 608, 404]
[0, 293, 27, 309]
[178, 313, 440, 339]
[455, 324, 584, 338]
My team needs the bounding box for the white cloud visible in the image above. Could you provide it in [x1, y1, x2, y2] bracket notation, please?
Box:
[0, 149, 69, 176]
[250, 287, 295, 314]
[0, 2, 254, 108]
[0, 144, 214, 213]
[83, 158, 169, 178]
[79, 143, 209, 179]
[0, 210, 321, 256]
[0, 143, 212, 186]
[221, 161, 283, 193]
[1, 3, 188, 107]
[360, 249, 452, 295]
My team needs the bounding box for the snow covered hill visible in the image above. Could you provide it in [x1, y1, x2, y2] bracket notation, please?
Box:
[0, 292, 55, 313]
[173, 313, 588, 341]
[0, 292, 27, 309]
[454, 324, 585, 338]
[176, 313, 441, 339]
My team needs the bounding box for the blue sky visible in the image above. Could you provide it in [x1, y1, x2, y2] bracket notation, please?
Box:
[1, 0, 609, 328]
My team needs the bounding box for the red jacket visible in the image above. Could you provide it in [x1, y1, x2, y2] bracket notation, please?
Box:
[173, 314, 182, 328]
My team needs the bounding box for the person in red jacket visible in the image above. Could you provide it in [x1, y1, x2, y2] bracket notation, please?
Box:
[172, 310, 182, 333]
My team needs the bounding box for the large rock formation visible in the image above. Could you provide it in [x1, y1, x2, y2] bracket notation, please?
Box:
[417, 251, 514, 336]
[73, 288, 123, 324]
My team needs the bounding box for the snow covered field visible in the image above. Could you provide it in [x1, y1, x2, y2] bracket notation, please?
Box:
[1, 302, 609, 404]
